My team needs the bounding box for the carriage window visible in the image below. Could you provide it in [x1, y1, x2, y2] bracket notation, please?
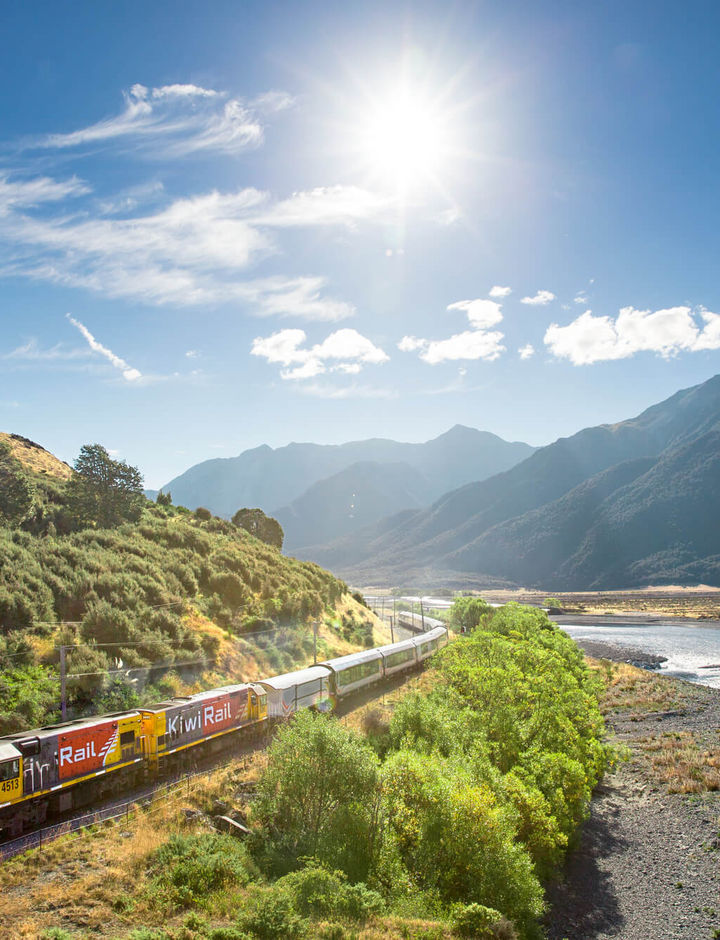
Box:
[157, 734, 166, 748]
[0, 760, 19, 781]
[120, 731, 135, 746]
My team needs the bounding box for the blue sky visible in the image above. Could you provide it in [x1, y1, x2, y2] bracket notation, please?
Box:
[2, 0, 720, 488]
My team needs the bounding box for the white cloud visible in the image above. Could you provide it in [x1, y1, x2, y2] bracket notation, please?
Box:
[255, 186, 389, 227]
[437, 206, 461, 226]
[518, 344, 535, 360]
[0, 180, 378, 316]
[300, 382, 397, 400]
[185, 349, 199, 359]
[0, 175, 89, 215]
[545, 305, 720, 365]
[398, 335, 426, 352]
[419, 329, 505, 364]
[251, 327, 389, 380]
[447, 298, 503, 329]
[399, 295, 506, 365]
[574, 291, 588, 304]
[489, 285, 512, 298]
[521, 289, 556, 306]
[39, 82, 273, 157]
[66, 314, 142, 381]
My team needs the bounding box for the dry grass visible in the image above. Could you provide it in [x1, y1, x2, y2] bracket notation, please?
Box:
[0, 431, 72, 480]
[0, 753, 267, 938]
[635, 731, 720, 793]
[478, 587, 720, 621]
[587, 658, 684, 715]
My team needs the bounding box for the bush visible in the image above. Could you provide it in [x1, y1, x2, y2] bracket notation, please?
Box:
[236, 885, 308, 939]
[146, 833, 256, 908]
[452, 902, 517, 939]
[277, 862, 384, 922]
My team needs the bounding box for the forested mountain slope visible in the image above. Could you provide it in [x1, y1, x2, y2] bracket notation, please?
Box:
[310, 374, 720, 589]
[160, 425, 535, 519]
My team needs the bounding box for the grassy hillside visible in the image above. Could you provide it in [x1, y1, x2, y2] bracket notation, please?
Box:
[0, 438, 384, 732]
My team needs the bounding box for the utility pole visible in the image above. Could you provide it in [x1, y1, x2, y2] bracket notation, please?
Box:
[313, 620, 318, 665]
[60, 645, 67, 721]
[420, 597, 425, 631]
[392, 596, 396, 642]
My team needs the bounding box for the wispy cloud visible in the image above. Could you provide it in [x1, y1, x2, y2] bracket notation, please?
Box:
[518, 344, 535, 359]
[38, 82, 277, 157]
[66, 314, 142, 381]
[0, 174, 89, 214]
[574, 291, 588, 304]
[489, 285, 512, 298]
[299, 382, 397, 400]
[251, 327, 389, 380]
[3, 337, 91, 361]
[0, 177, 383, 317]
[521, 289, 556, 306]
[545, 305, 720, 365]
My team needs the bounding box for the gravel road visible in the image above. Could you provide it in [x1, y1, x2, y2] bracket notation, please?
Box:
[545, 638, 720, 940]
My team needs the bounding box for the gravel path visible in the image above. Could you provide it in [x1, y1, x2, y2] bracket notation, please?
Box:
[545, 639, 720, 940]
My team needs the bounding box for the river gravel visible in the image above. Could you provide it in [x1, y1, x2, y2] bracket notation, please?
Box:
[544, 639, 720, 940]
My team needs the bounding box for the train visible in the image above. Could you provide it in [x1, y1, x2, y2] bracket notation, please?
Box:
[0, 624, 449, 838]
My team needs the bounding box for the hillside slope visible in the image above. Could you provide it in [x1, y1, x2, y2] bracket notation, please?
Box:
[313, 374, 720, 589]
[0, 438, 382, 733]
[160, 425, 535, 519]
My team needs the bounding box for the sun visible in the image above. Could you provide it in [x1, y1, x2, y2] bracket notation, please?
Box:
[353, 81, 455, 194]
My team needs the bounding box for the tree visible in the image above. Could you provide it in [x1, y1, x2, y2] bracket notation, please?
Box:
[156, 490, 173, 506]
[232, 507, 284, 550]
[0, 441, 35, 526]
[253, 711, 381, 879]
[448, 596, 492, 634]
[67, 444, 144, 528]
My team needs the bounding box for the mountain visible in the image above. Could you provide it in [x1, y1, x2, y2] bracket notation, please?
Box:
[275, 461, 429, 551]
[311, 374, 720, 589]
[159, 426, 536, 521]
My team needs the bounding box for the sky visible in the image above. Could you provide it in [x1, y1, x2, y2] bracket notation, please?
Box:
[2, 0, 720, 488]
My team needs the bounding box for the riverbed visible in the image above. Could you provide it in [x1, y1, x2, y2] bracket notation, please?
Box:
[559, 619, 720, 688]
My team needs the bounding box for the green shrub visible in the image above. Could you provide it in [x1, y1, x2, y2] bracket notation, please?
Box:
[277, 862, 384, 922]
[452, 902, 517, 938]
[146, 833, 256, 908]
[236, 885, 308, 938]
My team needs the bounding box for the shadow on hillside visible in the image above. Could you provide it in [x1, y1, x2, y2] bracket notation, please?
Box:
[543, 784, 626, 939]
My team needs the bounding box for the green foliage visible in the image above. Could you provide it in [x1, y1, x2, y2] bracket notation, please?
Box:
[232, 508, 284, 551]
[236, 885, 308, 939]
[276, 862, 384, 921]
[451, 903, 517, 939]
[66, 443, 145, 529]
[0, 441, 35, 526]
[447, 596, 492, 633]
[253, 711, 381, 880]
[156, 490, 173, 506]
[146, 833, 256, 909]
[0, 665, 58, 733]
[543, 597, 562, 609]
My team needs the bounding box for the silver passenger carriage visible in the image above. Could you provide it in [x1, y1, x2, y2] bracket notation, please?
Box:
[376, 637, 418, 676]
[413, 625, 449, 662]
[259, 665, 333, 717]
[321, 648, 384, 698]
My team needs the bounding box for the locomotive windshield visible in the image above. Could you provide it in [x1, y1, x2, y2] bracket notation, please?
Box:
[0, 759, 19, 782]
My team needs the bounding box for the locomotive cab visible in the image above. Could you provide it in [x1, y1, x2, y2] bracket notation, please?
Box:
[0, 742, 22, 802]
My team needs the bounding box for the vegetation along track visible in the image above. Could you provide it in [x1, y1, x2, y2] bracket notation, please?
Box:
[0, 653, 429, 861]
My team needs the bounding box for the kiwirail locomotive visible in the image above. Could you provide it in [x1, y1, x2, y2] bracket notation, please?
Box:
[0, 623, 448, 838]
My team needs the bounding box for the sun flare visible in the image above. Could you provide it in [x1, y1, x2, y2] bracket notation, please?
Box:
[354, 83, 453, 193]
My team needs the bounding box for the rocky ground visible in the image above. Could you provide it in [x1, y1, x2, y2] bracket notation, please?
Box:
[545, 638, 720, 940]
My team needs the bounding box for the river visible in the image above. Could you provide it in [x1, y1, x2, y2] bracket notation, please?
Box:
[560, 620, 720, 689]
